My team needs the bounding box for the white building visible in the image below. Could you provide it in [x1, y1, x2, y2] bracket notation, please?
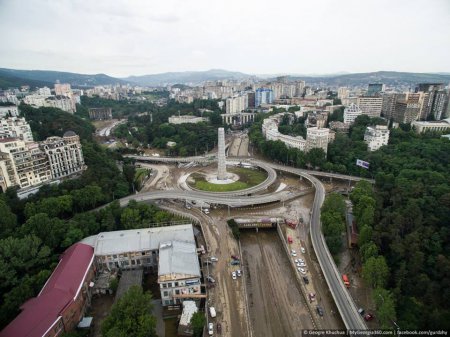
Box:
[262, 116, 307, 151]
[357, 96, 383, 118]
[0, 105, 19, 118]
[306, 127, 331, 154]
[40, 131, 86, 180]
[338, 87, 349, 99]
[168, 115, 208, 124]
[344, 103, 362, 124]
[364, 125, 390, 151]
[225, 94, 248, 114]
[0, 117, 33, 142]
[411, 119, 450, 134]
[37, 87, 52, 96]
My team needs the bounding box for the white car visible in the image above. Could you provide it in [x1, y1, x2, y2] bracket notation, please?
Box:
[210, 256, 218, 262]
[232, 271, 237, 280]
[208, 322, 214, 335]
[294, 259, 299, 263]
[301, 247, 306, 254]
[236, 269, 242, 277]
[291, 250, 297, 257]
[298, 262, 306, 267]
[298, 258, 305, 263]
[298, 267, 307, 274]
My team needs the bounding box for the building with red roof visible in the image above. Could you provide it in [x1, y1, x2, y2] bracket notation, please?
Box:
[0, 243, 95, 337]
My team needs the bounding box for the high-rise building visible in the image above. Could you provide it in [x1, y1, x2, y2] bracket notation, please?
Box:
[344, 103, 362, 124]
[367, 83, 385, 96]
[54, 83, 72, 96]
[381, 93, 404, 120]
[255, 88, 273, 106]
[392, 92, 427, 123]
[415, 83, 449, 120]
[364, 125, 390, 151]
[0, 139, 51, 191]
[40, 131, 86, 180]
[247, 92, 255, 108]
[357, 96, 383, 118]
[295, 81, 306, 97]
[0, 117, 33, 142]
[338, 87, 349, 99]
[225, 94, 248, 114]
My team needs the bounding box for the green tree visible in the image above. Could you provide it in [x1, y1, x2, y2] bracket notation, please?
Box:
[359, 242, 378, 262]
[120, 208, 142, 229]
[190, 311, 206, 337]
[0, 198, 17, 237]
[363, 256, 389, 288]
[101, 286, 157, 337]
[373, 288, 397, 329]
[358, 225, 373, 247]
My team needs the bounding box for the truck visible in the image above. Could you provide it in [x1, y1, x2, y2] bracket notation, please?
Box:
[342, 274, 350, 288]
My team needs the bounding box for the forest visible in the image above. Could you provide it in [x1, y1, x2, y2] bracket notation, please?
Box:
[250, 113, 450, 329]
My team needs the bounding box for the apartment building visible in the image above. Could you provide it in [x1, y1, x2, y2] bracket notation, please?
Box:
[54, 83, 72, 96]
[40, 131, 86, 180]
[306, 127, 331, 154]
[338, 87, 349, 99]
[357, 96, 383, 118]
[255, 88, 274, 106]
[0, 105, 19, 118]
[0, 117, 33, 141]
[344, 103, 362, 124]
[0, 139, 51, 191]
[392, 92, 427, 124]
[225, 94, 248, 114]
[367, 83, 385, 97]
[364, 125, 390, 151]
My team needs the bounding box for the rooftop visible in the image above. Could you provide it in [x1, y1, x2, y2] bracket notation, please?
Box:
[0, 243, 94, 337]
[158, 240, 201, 279]
[92, 224, 195, 256]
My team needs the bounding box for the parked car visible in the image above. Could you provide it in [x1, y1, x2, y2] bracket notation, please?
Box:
[206, 276, 216, 283]
[231, 260, 240, 265]
[364, 313, 374, 321]
[208, 322, 214, 335]
[298, 258, 305, 263]
[308, 293, 316, 302]
[298, 268, 307, 274]
[301, 247, 306, 254]
[236, 269, 242, 277]
[298, 262, 306, 267]
[316, 306, 324, 316]
[210, 256, 218, 262]
[209, 307, 216, 318]
[358, 308, 365, 316]
[231, 255, 240, 260]
[232, 271, 237, 280]
[303, 276, 309, 284]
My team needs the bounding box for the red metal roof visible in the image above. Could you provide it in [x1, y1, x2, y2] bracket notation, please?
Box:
[0, 243, 94, 337]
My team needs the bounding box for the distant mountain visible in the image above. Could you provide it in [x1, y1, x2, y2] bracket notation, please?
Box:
[0, 71, 53, 89]
[124, 69, 254, 86]
[287, 71, 450, 87]
[0, 68, 126, 88]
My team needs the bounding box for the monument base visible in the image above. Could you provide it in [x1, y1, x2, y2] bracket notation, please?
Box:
[205, 172, 239, 185]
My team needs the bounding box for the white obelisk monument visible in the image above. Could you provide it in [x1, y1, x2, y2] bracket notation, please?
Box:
[217, 127, 227, 180]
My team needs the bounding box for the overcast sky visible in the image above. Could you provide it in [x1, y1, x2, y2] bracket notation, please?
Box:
[0, 0, 449, 77]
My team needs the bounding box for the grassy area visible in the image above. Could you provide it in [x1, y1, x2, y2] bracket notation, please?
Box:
[189, 166, 267, 192]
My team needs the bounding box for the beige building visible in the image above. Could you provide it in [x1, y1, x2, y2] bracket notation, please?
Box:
[392, 92, 427, 124]
[357, 96, 383, 118]
[306, 127, 331, 154]
[40, 131, 86, 180]
[0, 117, 33, 142]
[54, 83, 72, 96]
[225, 94, 248, 114]
[411, 119, 450, 134]
[0, 139, 51, 191]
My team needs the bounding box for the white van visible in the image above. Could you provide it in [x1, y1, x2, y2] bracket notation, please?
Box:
[209, 306, 216, 318]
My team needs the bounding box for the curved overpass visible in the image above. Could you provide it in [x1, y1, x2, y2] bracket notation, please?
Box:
[125, 154, 368, 329]
[127, 155, 374, 184]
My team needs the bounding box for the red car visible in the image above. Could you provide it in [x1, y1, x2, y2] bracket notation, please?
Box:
[231, 255, 240, 260]
[364, 313, 374, 321]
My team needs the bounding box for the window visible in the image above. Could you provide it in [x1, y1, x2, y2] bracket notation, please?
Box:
[174, 282, 179, 287]
[163, 291, 169, 297]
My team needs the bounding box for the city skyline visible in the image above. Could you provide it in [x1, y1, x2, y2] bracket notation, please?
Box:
[0, 0, 449, 77]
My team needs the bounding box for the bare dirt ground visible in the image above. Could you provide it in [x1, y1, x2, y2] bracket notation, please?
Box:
[89, 294, 114, 337]
[241, 230, 315, 337]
